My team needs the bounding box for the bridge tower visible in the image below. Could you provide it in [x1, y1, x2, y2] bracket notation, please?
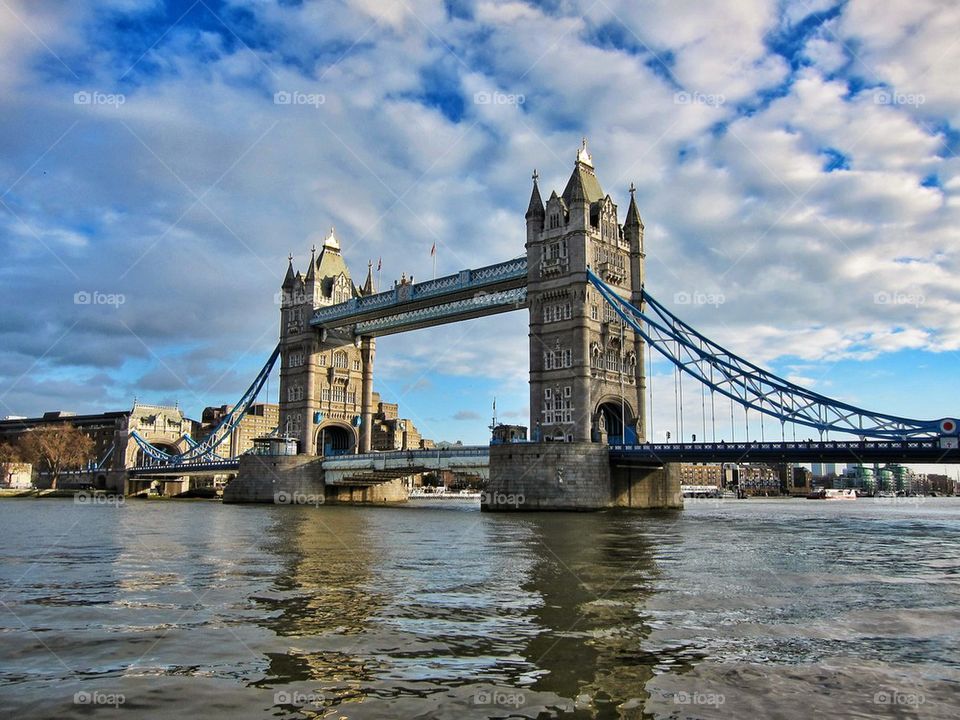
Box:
[525, 140, 647, 445]
[278, 228, 374, 455]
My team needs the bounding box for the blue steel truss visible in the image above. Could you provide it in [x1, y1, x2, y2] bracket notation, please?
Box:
[587, 269, 954, 440]
[131, 343, 281, 466]
[354, 287, 527, 335]
[311, 257, 528, 329]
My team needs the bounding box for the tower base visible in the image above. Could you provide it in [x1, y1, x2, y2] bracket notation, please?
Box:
[483, 442, 682, 511]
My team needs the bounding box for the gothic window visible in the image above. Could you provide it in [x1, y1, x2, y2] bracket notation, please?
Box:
[590, 304, 599, 321]
[287, 385, 304, 402]
[544, 350, 555, 370]
[318, 353, 327, 366]
[333, 351, 348, 369]
[353, 359, 361, 371]
[347, 389, 357, 404]
[562, 349, 572, 367]
[333, 386, 346, 403]
[321, 388, 330, 402]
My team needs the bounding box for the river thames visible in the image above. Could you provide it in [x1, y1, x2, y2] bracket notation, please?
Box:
[1, 497, 958, 719]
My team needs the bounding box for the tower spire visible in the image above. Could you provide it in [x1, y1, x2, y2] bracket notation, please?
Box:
[625, 182, 643, 229]
[282, 252, 296, 288]
[362, 259, 375, 295]
[304, 244, 317, 281]
[525, 169, 545, 220]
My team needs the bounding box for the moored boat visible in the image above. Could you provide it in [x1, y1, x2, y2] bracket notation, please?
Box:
[806, 488, 857, 500]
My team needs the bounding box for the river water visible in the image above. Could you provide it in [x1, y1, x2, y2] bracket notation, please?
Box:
[0, 497, 958, 719]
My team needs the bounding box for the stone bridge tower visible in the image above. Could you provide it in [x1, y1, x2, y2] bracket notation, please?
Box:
[524, 141, 647, 445]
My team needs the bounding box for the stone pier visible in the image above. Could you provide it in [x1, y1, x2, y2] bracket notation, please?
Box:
[483, 442, 682, 511]
[223, 454, 408, 505]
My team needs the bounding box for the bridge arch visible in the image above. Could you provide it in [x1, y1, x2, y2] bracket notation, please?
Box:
[134, 440, 182, 466]
[594, 397, 636, 445]
[316, 422, 357, 457]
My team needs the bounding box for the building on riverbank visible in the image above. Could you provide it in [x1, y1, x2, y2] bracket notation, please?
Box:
[0, 403, 198, 493]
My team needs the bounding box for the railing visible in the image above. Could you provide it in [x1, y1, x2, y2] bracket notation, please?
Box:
[323, 446, 490, 463]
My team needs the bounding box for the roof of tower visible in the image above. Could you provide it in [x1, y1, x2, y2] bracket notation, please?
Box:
[281, 254, 296, 289]
[525, 170, 545, 219]
[625, 183, 644, 228]
[323, 226, 340, 251]
[312, 227, 352, 294]
[561, 139, 604, 206]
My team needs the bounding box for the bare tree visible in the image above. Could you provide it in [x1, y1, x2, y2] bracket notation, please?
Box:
[0, 441, 19, 465]
[18, 424, 94, 489]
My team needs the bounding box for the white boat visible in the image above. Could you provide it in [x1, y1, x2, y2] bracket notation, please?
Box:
[807, 488, 857, 500]
[408, 487, 481, 500]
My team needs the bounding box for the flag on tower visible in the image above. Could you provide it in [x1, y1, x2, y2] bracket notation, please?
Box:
[430, 242, 436, 256]
[377, 257, 382, 271]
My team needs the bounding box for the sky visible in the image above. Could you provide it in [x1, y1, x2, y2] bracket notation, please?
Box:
[0, 0, 959, 474]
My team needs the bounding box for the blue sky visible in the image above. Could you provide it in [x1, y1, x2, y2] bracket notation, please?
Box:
[1, 0, 959, 473]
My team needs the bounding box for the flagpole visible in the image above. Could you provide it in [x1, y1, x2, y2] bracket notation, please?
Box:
[432, 246, 437, 280]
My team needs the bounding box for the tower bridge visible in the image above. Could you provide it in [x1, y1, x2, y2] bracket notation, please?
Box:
[131, 140, 959, 508]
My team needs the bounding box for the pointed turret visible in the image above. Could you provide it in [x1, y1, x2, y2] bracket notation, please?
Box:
[624, 183, 643, 229]
[304, 245, 317, 282]
[362, 260, 375, 295]
[282, 253, 296, 289]
[526, 170, 545, 219]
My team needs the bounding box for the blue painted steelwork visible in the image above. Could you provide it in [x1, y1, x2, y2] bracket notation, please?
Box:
[131, 343, 281, 466]
[310, 257, 528, 328]
[609, 439, 960, 463]
[587, 268, 955, 440]
[354, 287, 527, 335]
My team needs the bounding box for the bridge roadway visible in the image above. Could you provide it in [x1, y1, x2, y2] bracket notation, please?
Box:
[320, 446, 490, 485]
[609, 439, 960, 464]
[129, 439, 960, 479]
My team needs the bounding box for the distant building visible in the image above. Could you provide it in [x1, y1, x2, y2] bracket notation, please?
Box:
[2, 462, 32, 488]
[492, 424, 528, 444]
[738, 464, 780, 496]
[839, 464, 876, 493]
[789, 466, 813, 496]
[678, 463, 723, 487]
[201, 402, 279, 457]
[0, 402, 196, 492]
